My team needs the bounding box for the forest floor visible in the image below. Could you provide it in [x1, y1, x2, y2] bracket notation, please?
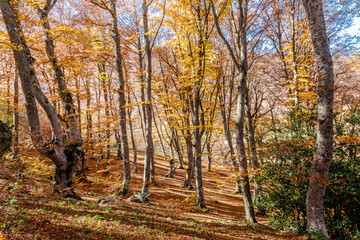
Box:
[0, 150, 307, 240]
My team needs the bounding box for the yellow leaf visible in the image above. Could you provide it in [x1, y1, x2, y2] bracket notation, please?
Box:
[0, 232, 6, 240]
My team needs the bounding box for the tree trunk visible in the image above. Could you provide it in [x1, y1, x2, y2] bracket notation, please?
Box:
[172, 129, 184, 169]
[110, 0, 131, 195]
[160, 68, 185, 170]
[183, 133, 194, 189]
[153, 108, 167, 157]
[206, 140, 212, 171]
[141, 0, 154, 196]
[0, 120, 11, 157]
[12, 71, 19, 159]
[85, 78, 93, 161]
[192, 4, 206, 209]
[211, 0, 257, 223]
[136, 16, 147, 143]
[165, 156, 176, 178]
[245, 86, 265, 215]
[98, 63, 111, 168]
[1, 0, 80, 197]
[36, 2, 85, 181]
[301, 0, 334, 236]
[127, 90, 137, 173]
[37, 6, 81, 144]
[220, 92, 240, 194]
[75, 77, 82, 138]
[235, 0, 256, 223]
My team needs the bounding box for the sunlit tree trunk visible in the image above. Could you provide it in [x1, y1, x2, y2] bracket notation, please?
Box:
[211, 0, 256, 223]
[1, 0, 81, 197]
[127, 89, 137, 173]
[37, 2, 82, 145]
[219, 70, 240, 193]
[12, 71, 19, 160]
[135, 15, 147, 142]
[110, 0, 131, 195]
[183, 131, 194, 189]
[36, 0, 85, 181]
[98, 63, 111, 168]
[192, 3, 206, 209]
[301, 0, 334, 236]
[245, 87, 265, 215]
[141, 0, 154, 196]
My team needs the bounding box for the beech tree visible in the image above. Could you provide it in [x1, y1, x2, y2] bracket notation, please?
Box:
[301, 0, 335, 236]
[33, 0, 85, 176]
[1, 0, 83, 197]
[141, 0, 154, 197]
[89, 0, 132, 195]
[211, 0, 256, 223]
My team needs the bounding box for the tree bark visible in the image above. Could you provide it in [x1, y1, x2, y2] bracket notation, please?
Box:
[127, 89, 138, 173]
[219, 75, 240, 193]
[12, 71, 19, 159]
[301, 0, 334, 236]
[1, 0, 80, 197]
[85, 77, 93, 160]
[245, 88, 265, 215]
[141, 0, 154, 196]
[211, 0, 256, 223]
[36, 1, 85, 181]
[110, 0, 131, 195]
[0, 120, 11, 157]
[183, 133, 194, 189]
[37, 3, 81, 144]
[98, 63, 111, 168]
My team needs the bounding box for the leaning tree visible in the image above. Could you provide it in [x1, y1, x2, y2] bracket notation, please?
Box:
[1, 0, 83, 197]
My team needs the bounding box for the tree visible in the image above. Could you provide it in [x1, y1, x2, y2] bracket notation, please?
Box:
[301, 0, 335, 236]
[211, 0, 256, 223]
[141, 0, 154, 196]
[89, 0, 132, 195]
[33, 0, 85, 176]
[1, 0, 83, 197]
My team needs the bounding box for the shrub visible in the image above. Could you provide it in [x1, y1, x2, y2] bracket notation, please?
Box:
[259, 112, 360, 239]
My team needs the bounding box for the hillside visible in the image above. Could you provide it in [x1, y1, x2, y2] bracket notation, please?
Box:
[0, 151, 306, 240]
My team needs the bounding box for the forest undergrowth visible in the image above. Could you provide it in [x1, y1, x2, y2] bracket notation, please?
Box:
[0, 151, 306, 240]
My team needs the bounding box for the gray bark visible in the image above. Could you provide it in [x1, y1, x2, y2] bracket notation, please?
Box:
[109, 0, 131, 195]
[210, 0, 256, 223]
[36, 1, 81, 144]
[183, 133, 194, 189]
[98, 63, 111, 167]
[1, 0, 80, 197]
[219, 72, 240, 193]
[36, 1, 85, 180]
[127, 90, 138, 173]
[165, 156, 176, 178]
[301, 0, 334, 236]
[141, 0, 154, 196]
[192, 4, 207, 209]
[245, 88, 265, 215]
[12, 71, 19, 159]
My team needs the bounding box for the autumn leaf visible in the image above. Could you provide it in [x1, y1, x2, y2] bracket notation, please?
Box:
[0, 233, 5, 240]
